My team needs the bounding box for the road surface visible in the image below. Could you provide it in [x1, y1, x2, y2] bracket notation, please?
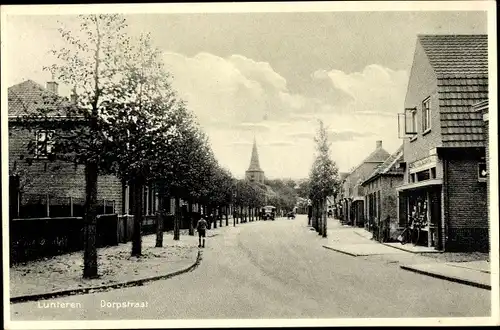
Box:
[10, 215, 490, 320]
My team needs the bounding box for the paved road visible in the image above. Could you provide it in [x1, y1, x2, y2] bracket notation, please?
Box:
[10, 216, 490, 320]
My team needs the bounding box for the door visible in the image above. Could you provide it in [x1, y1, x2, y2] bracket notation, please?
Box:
[429, 187, 442, 249]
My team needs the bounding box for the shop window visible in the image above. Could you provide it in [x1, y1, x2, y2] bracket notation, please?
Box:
[422, 97, 431, 133]
[416, 169, 430, 182]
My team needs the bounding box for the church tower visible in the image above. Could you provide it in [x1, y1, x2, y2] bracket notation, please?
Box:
[245, 138, 265, 184]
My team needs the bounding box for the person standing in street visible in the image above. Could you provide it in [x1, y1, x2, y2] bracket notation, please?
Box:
[196, 216, 208, 248]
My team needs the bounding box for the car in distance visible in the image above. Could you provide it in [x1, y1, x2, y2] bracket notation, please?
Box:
[261, 205, 276, 220]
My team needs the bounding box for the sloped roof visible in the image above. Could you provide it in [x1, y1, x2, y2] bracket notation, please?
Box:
[8, 80, 71, 117]
[418, 34, 488, 77]
[362, 145, 404, 185]
[418, 35, 488, 148]
[348, 145, 390, 175]
[247, 138, 263, 172]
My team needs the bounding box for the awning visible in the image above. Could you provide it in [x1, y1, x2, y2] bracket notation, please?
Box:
[396, 179, 443, 192]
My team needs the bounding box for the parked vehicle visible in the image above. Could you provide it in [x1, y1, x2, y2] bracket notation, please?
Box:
[261, 205, 276, 220]
[286, 211, 295, 219]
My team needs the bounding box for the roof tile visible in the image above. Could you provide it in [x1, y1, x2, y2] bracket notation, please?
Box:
[419, 34, 488, 77]
[8, 80, 71, 117]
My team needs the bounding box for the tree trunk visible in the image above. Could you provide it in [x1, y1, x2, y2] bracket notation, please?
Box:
[174, 197, 180, 240]
[131, 177, 143, 256]
[188, 200, 194, 236]
[213, 206, 217, 228]
[322, 198, 328, 238]
[219, 207, 223, 227]
[318, 201, 323, 235]
[155, 188, 164, 247]
[233, 205, 237, 226]
[225, 205, 229, 226]
[83, 162, 99, 279]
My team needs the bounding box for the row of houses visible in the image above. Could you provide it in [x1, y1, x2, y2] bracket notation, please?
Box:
[333, 34, 490, 252]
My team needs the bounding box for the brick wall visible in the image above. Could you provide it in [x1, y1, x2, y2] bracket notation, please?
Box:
[403, 39, 442, 166]
[446, 157, 488, 251]
[381, 176, 404, 233]
[9, 125, 123, 215]
[363, 174, 403, 238]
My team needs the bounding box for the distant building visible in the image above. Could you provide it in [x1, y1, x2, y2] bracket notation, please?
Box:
[397, 34, 488, 252]
[245, 138, 265, 184]
[339, 140, 390, 227]
[362, 145, 404, 241]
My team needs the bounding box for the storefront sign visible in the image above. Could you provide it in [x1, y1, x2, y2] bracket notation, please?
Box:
[409, 155, 438, 173]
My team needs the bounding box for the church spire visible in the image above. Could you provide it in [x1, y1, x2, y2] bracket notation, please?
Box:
[247, 137, 262, 171]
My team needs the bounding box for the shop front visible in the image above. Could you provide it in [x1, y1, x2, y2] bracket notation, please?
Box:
[397, 183, 442, 249]
[396, 153, 443, 249]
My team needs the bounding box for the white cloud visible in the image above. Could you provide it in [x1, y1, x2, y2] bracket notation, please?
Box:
[315, 64, 409, 115]
[160, 53, 407, 177]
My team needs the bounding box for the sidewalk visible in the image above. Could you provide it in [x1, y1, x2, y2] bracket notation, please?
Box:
[321, 218, 491, 290]
[10, 230, 207, 302]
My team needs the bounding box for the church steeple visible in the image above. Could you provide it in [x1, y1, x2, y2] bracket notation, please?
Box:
[245, 137, 265, 184]
[248, 137, 262, 171]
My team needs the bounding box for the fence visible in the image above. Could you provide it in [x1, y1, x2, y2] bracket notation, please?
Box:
[10, 213, 181, 264]
[10, 214, 118, 264]
[14, 193, 115, 219]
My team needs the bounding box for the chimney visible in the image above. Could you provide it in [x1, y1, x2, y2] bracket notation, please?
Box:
[46, 81, 59, 95]
[376, 140, 382, 149]
[70, 87, 78, 104]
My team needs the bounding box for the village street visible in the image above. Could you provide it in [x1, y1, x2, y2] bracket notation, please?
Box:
[10, 215, 490, 320]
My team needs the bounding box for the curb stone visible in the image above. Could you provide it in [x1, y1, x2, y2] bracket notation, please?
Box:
[10, 250, 202, 304]
[322, 245, 362, 257]
[400, 264, 491, 290]
[381, 242, 443, 254]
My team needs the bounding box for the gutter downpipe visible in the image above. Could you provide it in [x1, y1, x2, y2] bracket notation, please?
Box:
[442, 157, 449, 252]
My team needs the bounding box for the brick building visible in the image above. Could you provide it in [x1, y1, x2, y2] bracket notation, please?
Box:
[362, 145, 404, 241]
[8, 80, 124, 218]
[397, 35, 488, 251]
[338, 141, 390, 227]
[334, 172, 348, 219]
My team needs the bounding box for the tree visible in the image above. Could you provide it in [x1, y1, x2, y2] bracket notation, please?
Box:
[104, 32, 182, 254]
[40, 14, 131, 278]
[308, 120, 340, 237]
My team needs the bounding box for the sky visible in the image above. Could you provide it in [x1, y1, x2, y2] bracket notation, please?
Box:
[2, 5, 488, 179]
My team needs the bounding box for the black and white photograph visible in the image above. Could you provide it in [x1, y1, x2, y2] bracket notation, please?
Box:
[1, 1, 498, 328]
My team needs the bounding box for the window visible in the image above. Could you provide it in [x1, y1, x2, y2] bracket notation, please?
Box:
[416, 169, 430, 182]
[411, 109, 418, 133]
[422, 98, 431, 132]
[35, 130, 54, 158]
[478, 163, 487, 181]
[430, 167, 437, 179]
[399, 108, 417, 138]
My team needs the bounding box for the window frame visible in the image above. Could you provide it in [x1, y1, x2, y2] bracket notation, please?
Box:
[35, 130, 55, 159]
[422, 97, 431, 133]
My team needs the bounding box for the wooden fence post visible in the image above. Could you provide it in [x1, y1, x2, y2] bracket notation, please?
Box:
[46, 193, 50, 218]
